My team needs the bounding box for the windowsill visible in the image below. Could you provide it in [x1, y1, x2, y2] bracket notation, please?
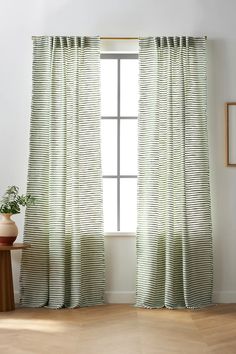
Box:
[104, 232, 136, 237]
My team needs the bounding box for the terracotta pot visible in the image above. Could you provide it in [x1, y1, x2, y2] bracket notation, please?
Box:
[0, 214, 18, 246]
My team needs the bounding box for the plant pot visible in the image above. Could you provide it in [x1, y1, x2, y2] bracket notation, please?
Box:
[0, 214, 18, 246]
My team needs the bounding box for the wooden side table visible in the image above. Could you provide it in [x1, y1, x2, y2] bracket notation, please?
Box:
[0, 243, 30, 312]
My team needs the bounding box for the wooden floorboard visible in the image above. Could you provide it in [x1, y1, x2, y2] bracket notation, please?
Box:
[0, 304, 236, 353]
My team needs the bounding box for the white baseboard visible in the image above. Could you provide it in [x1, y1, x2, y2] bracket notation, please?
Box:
[14, 291, 236, 305]
[105, 291, 236, 305]
[14, 291, 136, 305]
[104, 291, 136, 304]
[213, 291, 236, 303]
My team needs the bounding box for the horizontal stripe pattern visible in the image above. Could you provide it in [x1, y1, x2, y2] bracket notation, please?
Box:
[137, 37, 213, 309]
[20, 36, 105, 309]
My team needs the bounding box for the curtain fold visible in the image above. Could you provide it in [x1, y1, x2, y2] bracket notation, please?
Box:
[137, 37, 212, 309]
[20, 36, 105, 309]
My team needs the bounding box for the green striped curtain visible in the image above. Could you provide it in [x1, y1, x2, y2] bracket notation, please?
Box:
[137, 37, 213, 309]
[20, 36, 105, 309]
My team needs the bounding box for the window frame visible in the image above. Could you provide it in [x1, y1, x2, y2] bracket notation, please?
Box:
[101, 53, 138, 235]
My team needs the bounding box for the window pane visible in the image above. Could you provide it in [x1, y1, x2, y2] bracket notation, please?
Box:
[120, 59, 139, 117]
[101, 120, 117, 175]
[101, 59, 117, 116]
[120, 119, 137, 175]
[103, 178, 117, 231]
[120, 178, 137, 232]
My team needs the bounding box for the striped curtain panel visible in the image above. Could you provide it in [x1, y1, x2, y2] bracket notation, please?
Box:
[20, 36, 105, 309]
[137, 37, 212, 309]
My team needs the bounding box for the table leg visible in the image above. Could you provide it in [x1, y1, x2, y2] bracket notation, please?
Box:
[0, 250, 15, 311]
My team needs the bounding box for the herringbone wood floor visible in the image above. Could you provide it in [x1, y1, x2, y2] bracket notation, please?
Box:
[0, 304, 235, 353]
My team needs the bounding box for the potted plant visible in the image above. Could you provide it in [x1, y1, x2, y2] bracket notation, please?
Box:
[0, 186, 35, 245]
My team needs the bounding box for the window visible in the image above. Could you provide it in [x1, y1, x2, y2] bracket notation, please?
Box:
[101, 54, 138, 232]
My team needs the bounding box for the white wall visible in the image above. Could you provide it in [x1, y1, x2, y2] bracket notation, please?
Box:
[1, 0, 236, 303]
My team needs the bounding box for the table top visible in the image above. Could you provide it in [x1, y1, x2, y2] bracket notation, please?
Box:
[0, 243, 31, 251]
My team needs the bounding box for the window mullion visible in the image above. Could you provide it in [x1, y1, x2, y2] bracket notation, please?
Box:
[117, 58, 121, 232]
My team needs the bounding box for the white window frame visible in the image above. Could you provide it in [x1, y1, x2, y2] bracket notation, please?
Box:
[101, 53, 138, 237]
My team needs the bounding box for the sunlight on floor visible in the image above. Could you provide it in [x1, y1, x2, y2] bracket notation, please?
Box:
[0, 319, 65, 333]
